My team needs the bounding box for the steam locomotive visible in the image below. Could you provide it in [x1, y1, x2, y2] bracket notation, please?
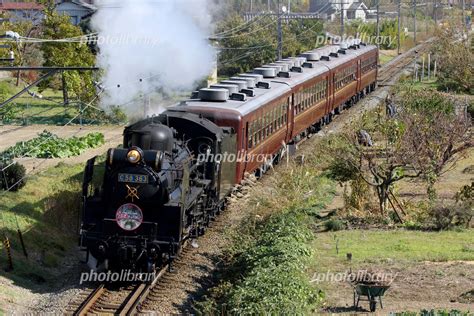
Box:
[80, 41, 378, 271]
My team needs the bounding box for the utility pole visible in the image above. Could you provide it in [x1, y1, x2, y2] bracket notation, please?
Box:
[397, 0, 401, 54]
[376, 0, 380, 47]
[461, 0, 465, 35]
[340, 0, 344, 35]
[277, 0, 283, 60]
[413, 0, 417, 44]
[250, 0, 253, 13]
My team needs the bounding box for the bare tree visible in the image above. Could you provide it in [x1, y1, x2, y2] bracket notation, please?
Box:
[330, 89, 472, 214]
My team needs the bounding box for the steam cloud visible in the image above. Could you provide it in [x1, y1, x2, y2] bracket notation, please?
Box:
[91, 0, 216, 115]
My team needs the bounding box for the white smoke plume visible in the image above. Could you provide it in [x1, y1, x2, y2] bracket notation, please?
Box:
[91, 0, 216, 115]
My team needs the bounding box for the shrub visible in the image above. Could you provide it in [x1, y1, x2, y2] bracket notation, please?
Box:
[197, 210, 324, 314]
[327, 158, 358, 183]
[428, 202, 472, 230]
[108, 106, 127, 124]
[324, 218, 344, 231]
[0, 160, 26, 191]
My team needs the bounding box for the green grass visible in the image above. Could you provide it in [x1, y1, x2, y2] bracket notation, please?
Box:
[379, 53, 396, 65]
[314, 229, 474, 270]
[1, 79, 79, 125]
[0, 159, 105, 287]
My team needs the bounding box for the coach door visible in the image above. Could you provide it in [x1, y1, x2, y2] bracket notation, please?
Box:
[286, 95, 294, 143]
[357, 59, 362, 91]
[327, 73, 334, 117]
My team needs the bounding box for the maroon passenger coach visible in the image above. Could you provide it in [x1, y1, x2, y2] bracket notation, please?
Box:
[168, 41, 378, 183]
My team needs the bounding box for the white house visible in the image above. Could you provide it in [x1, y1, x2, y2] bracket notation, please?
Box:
[0, 1, 44, 24]
[55, 0, 96, 25]
[310, 0, 369, 22]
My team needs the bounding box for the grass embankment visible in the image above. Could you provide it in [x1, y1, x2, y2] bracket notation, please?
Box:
[379, 50, 398, 65]
[314, 230, 474, 270]
[0, 79, 78, 125]
[196, 164, 337, 314]
[0, 160, 103, 288]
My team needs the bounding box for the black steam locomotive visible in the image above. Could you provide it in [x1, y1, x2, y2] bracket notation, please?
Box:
[80, 111, 235, 271]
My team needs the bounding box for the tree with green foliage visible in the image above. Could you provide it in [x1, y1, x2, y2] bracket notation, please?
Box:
[39, 10, 96, 103]
[346, 19, 405, 50]
[434, 24, 474, 94]
[215, 15, 323, 76]
[0, 82, 20, 123]
[0, 160, 26, 191]
[0, 18, 43, 86]
[219, 0, 310, 15]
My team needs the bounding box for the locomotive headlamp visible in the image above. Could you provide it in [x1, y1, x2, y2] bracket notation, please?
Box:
[127, 149, 142, 164]
[116, 203, 143, 231]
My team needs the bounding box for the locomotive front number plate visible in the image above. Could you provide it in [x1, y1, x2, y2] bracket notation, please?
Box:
[118, 173, 148, 184]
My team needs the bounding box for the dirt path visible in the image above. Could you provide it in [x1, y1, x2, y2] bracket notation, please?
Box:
[321, 261, 474, 313]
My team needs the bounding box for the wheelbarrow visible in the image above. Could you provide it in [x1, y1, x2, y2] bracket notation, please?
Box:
[353, 283, 390, 312]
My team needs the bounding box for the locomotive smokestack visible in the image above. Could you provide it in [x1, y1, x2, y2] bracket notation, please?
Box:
[91, 0, 216, 117]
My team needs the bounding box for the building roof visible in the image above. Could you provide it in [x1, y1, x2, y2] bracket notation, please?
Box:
[55, 0, 96, 10]
[348, 1, 368, 11]
[0, 2, 43, 10]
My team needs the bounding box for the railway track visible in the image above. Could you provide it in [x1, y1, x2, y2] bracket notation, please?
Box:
[69, 240, 189, 315]
[69, 261, 171, 315]
[377, 39, 433, 86]
[68, 39, 433, 316]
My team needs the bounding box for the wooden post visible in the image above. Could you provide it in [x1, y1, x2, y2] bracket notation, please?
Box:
[421, 56, 425, 81]
[427, 53, 431, 79]
[3, 235, 13, 271]
[17, 229, 28, 258]
[62, 72, 69, 105]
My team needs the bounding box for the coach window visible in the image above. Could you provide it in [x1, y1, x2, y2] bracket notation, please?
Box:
[277, 105, 282, 127]
[304, 88, 308, 109]
[267, 111, 272, 135]
[308, 87, 311, 107]
[252, 121, 256, 147]
[297, 92, 301, 114]
[271, 109, 275, 133]
[272, 108, 277, 131]
[266, 111, 271, 137]
[263, 113, 267, 139]
[296, 94, 300, 114]
[247, 123, 251, 149]
[257, 117, 261, 143]
[254, 121, 257, 146]
[273, 108, 277, 131]
[256, 117, 261, 144]
[282, 103, 286, 126]
[268, 111, 272, 136]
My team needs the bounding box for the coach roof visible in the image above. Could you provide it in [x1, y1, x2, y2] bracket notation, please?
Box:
[170, 44, 377, 117]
